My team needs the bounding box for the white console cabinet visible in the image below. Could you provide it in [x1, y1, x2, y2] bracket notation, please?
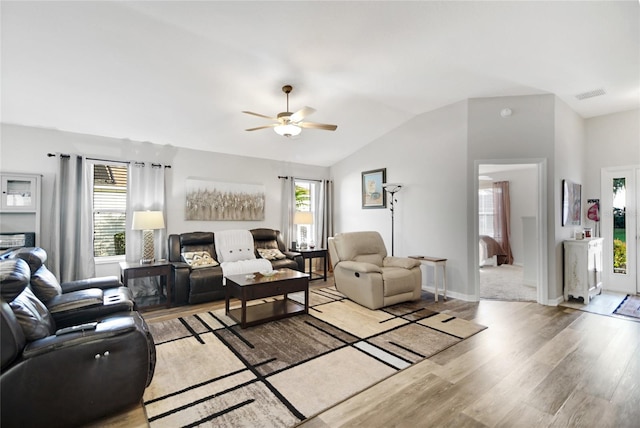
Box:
[563, 238, 603, 303]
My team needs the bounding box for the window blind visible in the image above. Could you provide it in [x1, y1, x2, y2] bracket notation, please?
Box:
[93, 164, 128, 257]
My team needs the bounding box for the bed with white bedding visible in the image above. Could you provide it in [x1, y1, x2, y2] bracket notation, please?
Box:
[479, 235, 508, 267]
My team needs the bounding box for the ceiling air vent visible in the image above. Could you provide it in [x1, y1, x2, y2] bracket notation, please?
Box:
[575, 88, 606, 100]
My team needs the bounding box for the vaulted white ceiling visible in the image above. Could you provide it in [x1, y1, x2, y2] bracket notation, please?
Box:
[2, 1, 638, 166]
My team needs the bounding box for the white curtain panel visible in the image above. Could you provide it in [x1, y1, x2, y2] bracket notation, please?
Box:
[125, 162, 167, 298]
[51, 154, 95, 282]
[307, 179, 333, 272]
[126, 162, 167, 263]
[280, 177, 296, 249]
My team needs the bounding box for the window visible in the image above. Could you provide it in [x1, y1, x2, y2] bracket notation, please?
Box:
[92, 162, 128, 258]
[612, 177, 627, 274]
[295, 180, 317, 247]
[478, 188, 494, 236]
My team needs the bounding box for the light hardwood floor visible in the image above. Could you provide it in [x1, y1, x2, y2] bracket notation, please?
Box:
[96, 278, 640, 428]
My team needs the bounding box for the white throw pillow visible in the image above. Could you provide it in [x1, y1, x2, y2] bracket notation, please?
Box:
[257, 248, 287, 261]
[182, 251, 219, 269]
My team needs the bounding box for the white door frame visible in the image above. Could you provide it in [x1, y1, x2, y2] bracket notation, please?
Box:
[600, 166, 638, 294]
[473, 158, 548, 304]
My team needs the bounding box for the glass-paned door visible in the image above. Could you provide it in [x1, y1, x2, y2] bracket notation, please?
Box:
[601, 167, 638, 294]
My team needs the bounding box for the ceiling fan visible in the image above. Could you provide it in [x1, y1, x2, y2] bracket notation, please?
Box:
[242, 85, 338, 137]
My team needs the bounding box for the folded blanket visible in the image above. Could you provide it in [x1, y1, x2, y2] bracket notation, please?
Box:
[220, 259, 272, 277]
[220, 259, 273, 285]
[215, 229, 257, 263]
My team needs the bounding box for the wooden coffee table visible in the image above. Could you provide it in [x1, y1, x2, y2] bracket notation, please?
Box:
[225, 268, 309, 328]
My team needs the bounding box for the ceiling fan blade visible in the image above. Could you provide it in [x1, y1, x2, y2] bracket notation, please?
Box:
[245, 124, 278, 131]
[299, 121, 338, 131]
[290, 106, 316, 123]
[242, 111, 277, 120]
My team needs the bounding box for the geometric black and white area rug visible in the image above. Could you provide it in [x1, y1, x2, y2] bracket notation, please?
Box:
[143, 287, 487, 427]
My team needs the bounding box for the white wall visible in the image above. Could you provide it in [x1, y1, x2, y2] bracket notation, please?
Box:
[330, 94, 601, 303]
[552, 98, 588, 300]
[331, 101, 470, 298]
[468, 94, 556, 301]
[585, 109, 640, 294]
[585, 108, 640, 204]
[165, 149, 328, 236]
[0, 123, 329, 276]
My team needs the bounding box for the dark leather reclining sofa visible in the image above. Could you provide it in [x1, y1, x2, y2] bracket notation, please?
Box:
[168, 228, 304, 305]
[0, 249, 156, 427]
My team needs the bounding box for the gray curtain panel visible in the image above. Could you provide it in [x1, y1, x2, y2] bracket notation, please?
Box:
[316, 179, 333, 250]
[51, 154, 95, 282]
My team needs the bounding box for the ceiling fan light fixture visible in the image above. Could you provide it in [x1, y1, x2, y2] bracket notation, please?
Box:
[243, 85, 336, 136]
[274, 123, 301, 137]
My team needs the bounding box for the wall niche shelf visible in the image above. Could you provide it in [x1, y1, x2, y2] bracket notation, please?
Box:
[0, 173, 42, 248]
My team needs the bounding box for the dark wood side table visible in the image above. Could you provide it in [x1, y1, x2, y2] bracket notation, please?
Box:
[292, 248, 328, 281]
[119, 261, 172, 309]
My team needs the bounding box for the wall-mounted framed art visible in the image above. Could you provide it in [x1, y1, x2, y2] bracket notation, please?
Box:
[362, 168, 386, 209]
[562, 179, 582, 226]
[185, 178, 265, 221]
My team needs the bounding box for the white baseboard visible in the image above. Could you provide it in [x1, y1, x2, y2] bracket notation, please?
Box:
[421, 286, 477, 302]
[546, 295, 564, 306]
[422, 286, 563, 306]
[603, 286, 633, 295]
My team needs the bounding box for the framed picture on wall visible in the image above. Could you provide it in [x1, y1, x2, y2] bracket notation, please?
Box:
[362, 168, 386, 209]
[185, 178, 265, 221]
[562, 179, 582, 226]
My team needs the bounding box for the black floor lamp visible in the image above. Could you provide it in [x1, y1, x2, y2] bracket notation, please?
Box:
[382, 183, 402, 256]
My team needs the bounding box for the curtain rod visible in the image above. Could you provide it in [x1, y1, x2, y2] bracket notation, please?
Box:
[47, 153, 171, 168]
[277, 175, 328, 183]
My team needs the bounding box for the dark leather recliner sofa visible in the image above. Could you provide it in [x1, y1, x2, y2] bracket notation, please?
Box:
[0, 257, 156, 428]
[0, 247, 135, 328]
[167, 228, 303, 305]
[251, 228, 304, 271]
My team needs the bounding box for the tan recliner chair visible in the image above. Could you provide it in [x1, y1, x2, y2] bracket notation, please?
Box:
[328, 231, 422, 310]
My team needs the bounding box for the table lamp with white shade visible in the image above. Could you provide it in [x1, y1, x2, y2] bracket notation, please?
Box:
[294, 211, 313, 249]
[132, 211, 165, 264]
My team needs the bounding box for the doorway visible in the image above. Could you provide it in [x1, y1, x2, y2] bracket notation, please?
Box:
[600, 166, 639, 295]
[475, 159, 547, 303]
